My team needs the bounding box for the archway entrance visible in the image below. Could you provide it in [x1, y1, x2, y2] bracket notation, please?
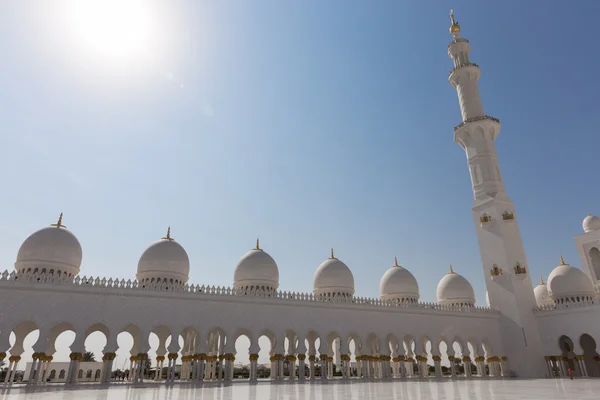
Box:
[580, 334, 599, 377]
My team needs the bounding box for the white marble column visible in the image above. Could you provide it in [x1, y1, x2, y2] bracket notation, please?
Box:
[298, 355, 306, 381]
[449, 356, 456, 378]
[309, 355, 316, 379]
[433, 356, 442, 377]
[320, 355, 328, 381]
[500, 357, 509, 377]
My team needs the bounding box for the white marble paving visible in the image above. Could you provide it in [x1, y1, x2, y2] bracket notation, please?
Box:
[1, 379, 598, 400]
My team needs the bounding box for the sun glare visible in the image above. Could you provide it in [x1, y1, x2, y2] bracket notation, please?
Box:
[67, 0, 152, 60]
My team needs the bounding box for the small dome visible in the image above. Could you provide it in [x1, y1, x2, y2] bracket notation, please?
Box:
[234, 240, 279, 292]
[533, 276, 554, 307]
[379, 258, 419, 302]
[313, 250, 354, 297]
[582, 214, 600, 233]
[547, 257, 595, 303]
[136, 228, 190, 285]
[436, 265, 475, 307]
[15, 214, 82, 277]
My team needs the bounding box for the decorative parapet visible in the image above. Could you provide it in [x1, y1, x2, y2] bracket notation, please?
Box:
[0, 270, 497, 315]
[448, 62, 479, 77]
[534, 299, 597, 312]
[454, 115, 500, 131]
[448, 37, 470, 48]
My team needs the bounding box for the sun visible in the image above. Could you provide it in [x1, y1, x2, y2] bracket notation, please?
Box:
[67, 0, 152, 60]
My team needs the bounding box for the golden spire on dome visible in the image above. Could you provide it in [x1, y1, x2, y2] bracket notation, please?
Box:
[449, 9, 461, 35]
[255, 238, 261, 250]
[540, 276, 545, 285]
[394, 257, 400, 267]
[51, 212, 65, 228]
[559, 255, 566, 265]
[330, 248, 336, 259]
[449, 264, 455, 274]
[162, 227, 173, 241]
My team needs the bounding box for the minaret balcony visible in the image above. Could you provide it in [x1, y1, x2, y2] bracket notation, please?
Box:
[448, 62, 479, 78]
[502, 211, 515, 221]
[454, 115, 500, 132]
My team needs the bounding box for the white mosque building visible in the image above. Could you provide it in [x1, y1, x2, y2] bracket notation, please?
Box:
[0, 12, 599, 387]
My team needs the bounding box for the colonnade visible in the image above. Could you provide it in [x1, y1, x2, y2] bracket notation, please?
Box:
[544, 355, 593, 378]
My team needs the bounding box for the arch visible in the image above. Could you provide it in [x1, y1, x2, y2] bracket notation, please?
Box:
[59, 369, 66, 380]
[590, 247, 600, 280]
[558, 335, 578, 375]
[48, 369, 56, 380]
[86, 369, 92, 379]
[231, 328, 255, 349]
[78, 369, 83, 379]
[580, 334, 599, 377]
[7, 321, 39, 356]
[46, 322, 76, 354]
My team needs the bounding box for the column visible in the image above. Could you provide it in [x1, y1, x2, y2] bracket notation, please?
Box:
[320, 355, 328, 381]
[27, 353, 40, 385]
[249, 353, 258, 382]
[196, 354, 206, 382]
[277, 354, 285, 379]
[576, 355, 588, 377]
[309, 355, 316, 380]
[340, 354, 349, 378]
[448, 356, 456, 377]
[463, 356, 472, 378]
[327, 356, 333, 378]
[397, 356, 405, 378]
[433, 356, 442, 377]
[224, 354, 233, 381]
[3, 358, 12, 384]
[101, 353, 115, 384]
[297, 354, 306, 381]
[287, 355, 296, 380]
[500, 356, 509, 377]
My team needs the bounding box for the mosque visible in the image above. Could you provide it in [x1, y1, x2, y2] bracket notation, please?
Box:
[0, 12, 599, 387]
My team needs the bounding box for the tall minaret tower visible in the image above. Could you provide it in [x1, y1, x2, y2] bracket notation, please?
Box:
[447, 11, 545, 377]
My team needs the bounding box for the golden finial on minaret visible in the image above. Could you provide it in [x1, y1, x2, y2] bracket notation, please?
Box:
[540, 276, 545, 285]
[51, 212, 65, 228]
[162, 227, 173, 241]
[330, 248, 335, 259]
[394, 257, 399, 267]
[449, 264, 455, 274]
[559, 255, 566, 265]
[449, 9, 461, 35]
[255, 238, 261, 250]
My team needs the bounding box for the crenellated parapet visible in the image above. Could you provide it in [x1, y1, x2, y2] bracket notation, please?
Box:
[0, 269, 497, 315]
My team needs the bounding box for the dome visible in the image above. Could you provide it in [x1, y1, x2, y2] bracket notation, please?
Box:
[547, 256, 595, 303]
[234, 240, 279, 292]
[313, 250, 354, 297]
[533, 276, 554, 307]
[436, 265, 476, 306]
[15, 213, 82, 277]
[379, 258, 419, 302]
[136, 228, 190, 285]
[582, 214, 600, 233]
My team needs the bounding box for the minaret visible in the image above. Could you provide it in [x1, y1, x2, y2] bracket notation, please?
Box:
[447, 11, 545, 377]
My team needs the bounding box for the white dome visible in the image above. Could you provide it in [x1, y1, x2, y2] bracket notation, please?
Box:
[436, 265, 476, 306]
[136, 229, 190, 285]
[533, 277, 554, 307]
[379, 258, 419, 302]
[582, 214, 600, 233]
[234, 241, 279, 291]
[313, 250, 354, 297]
[15, 215, 82, 277]
[547, 257, 595, 303]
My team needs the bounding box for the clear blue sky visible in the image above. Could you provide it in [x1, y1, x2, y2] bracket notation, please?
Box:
[1, 0, 599, 309]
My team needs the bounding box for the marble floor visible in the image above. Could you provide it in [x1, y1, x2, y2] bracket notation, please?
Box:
[0, 379, 598, 400]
